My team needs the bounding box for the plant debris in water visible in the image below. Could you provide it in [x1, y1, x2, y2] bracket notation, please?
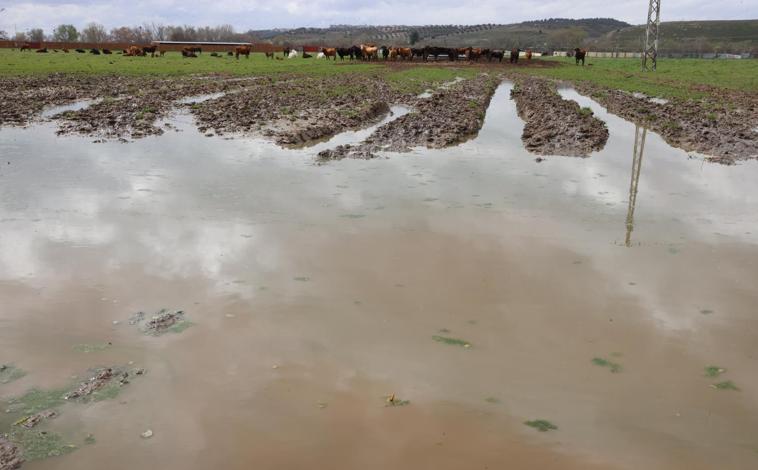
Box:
[704, 366, 726, 377]
[432, 335, 471, 348]
[13, 410, 57, 429]
[130, 309, 191, 335]
[711, 380, 739, 391]
[592, 357, 622, 373]
[524, 419, 558, 432]
[385, 393, 410, 407]
[0, 365, 26, 385]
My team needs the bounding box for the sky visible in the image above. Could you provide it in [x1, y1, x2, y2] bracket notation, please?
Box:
[0, 0, 756, 33]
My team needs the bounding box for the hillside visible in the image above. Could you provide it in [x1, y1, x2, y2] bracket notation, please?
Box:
[249, 18, 757, 54]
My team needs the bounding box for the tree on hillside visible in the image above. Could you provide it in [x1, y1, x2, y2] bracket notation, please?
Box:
[409, 30, 419, 45]
[28, 28, 45, 42]
[547, 28, 587, 50]
[0, 30, 8, 40]
[53, 24, 79, 42]
[81, 22, 108, 43]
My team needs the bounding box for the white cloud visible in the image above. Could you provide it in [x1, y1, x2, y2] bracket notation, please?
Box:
[0, 0, 755, 33]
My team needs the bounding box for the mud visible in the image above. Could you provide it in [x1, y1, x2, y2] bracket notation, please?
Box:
[16, 411, 57, 429]
[0, 437, 23, 470]
[317, 74, 500, 160]
[64, 368, 128, 400]
[574, 82, 758, 164]
[509, 77, 609, 157]
[190, 74, 412, 145]
[144, 310, 186, 334]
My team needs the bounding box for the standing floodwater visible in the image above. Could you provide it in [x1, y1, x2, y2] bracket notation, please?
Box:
[1, 87, 758, 470]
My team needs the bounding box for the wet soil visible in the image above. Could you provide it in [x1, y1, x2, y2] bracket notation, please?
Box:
[574, 82, 758, 164]
[510, 77, 609, 157]
[0, 437, 22, 470]
[190, 74, 413, 145]
[317, 74, 500, 160]
[64, 368, 129, 401]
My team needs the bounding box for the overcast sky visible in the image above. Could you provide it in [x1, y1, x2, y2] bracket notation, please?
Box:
[1, 0, 756, 33]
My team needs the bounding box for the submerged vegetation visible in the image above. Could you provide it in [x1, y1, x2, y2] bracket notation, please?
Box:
[704, 366, 726, 377]
[432, 335, 471, 348]
[8, 428, 77, 461]
[0, 364, 26, 384]
[592, 357, 622, 373]
[712, 380, 739, 391]
[524, 419, 558, 432]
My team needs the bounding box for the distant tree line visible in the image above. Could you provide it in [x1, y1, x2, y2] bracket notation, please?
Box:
[7, 23, 260, 43]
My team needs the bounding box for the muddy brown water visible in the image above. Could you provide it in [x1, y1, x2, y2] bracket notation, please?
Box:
[1, 83, 758, 469]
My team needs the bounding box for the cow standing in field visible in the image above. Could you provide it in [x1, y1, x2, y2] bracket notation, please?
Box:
[142, 45, 157, 57]
[510, 48, 521, 64]
[489, 50, 504, 62]
[360, 44, 378, 61]
[526, 49, 533, 60]
[20, 43, 33, 52]
[321, 47, 337, 60]
[336, 47, 352, 60]
[574, 48, 587, 66]
[235, 45, 251, 59]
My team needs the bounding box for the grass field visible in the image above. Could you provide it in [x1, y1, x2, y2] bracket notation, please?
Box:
[1, 49, 755, 101]
[519, 56, 758, 99]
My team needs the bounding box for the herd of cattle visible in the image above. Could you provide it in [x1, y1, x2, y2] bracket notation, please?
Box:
[17, 42, 590, 65]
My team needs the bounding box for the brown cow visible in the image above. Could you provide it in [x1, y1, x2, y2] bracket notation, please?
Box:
[19, 43, 33, 52]
[235, 45, 251, 59]
[125, 46, 144, 57]
[265, 51, 274, 59]
[397, 47, 412, 60]
[574, 48, 587, 66]
[360, 44, 378, 61]
[526, 49, 533, 60]
[182, 47, 198, 58]
[466, 47, 483, 61]
[320, 47, 337, 60]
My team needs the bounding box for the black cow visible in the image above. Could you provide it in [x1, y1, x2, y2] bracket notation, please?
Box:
[90, 48, 100, 55]
[489, 50, 504, 62]
[574, 48, 587, 66]
[510, 48, 521, 64]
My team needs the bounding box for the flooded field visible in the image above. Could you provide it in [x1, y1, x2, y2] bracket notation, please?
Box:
[2, 83, 758, 469]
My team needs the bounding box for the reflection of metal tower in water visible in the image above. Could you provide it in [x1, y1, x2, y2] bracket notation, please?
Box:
[642, 0, 661, 71]
[625, 125, 647, 247]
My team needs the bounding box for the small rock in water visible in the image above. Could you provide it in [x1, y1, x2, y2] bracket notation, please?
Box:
[112, 320, 121, 325]
[141, 429, 153, 439]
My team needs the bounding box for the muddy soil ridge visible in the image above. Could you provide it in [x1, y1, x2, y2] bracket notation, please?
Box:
[0, 437, 22, 470]
[510, 77, 609, 157]
[318, 74, 501, 160]
[190, 74, 413, 145]
[574, 82, 758, 164]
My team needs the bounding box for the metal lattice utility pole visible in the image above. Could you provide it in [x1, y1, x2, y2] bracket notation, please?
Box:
[642, 0, 661, 71]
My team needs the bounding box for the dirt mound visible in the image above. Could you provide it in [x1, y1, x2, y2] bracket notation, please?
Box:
[510, 78, 608, 157]
[0, 437, 23, 470]
[574, 83, 758, 164]
[191, 74, 412, 145]
[64, 368, 128, 400]
[318, 74, 500, 160]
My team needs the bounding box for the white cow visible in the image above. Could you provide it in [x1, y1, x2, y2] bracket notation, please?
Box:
[288, 49, 299, 59]
[317, 52, 325, 59]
